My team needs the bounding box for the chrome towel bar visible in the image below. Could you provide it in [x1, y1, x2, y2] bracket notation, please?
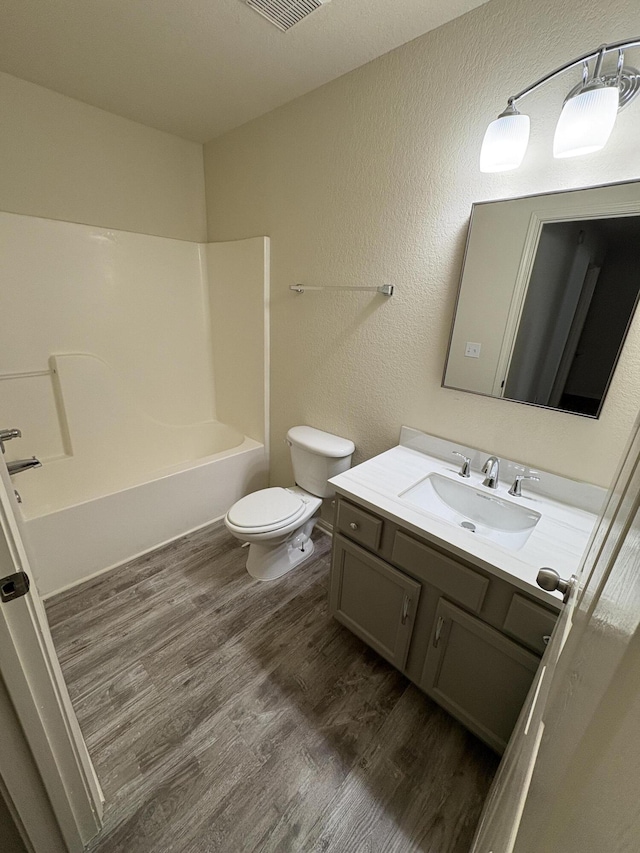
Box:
[289, 284, 394, 296]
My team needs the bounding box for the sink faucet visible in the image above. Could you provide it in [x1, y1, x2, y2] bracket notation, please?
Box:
[7, 457, 42, 476]
[481, 456, 500, 489]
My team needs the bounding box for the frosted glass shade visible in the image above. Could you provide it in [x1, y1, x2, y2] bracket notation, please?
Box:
[480, 112, 530, 173]
[553, 86, 619, 158]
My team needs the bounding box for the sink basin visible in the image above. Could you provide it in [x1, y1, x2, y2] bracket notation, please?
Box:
[399, 473, 541, 551]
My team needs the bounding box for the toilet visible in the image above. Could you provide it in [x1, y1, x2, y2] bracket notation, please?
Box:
[224, 426, 355, 580]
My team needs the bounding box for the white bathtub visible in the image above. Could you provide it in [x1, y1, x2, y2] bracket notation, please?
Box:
[7, 353, 268, 596]
[22, 423, 266, 597]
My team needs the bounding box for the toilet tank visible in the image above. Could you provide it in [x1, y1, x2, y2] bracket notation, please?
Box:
[287, 426, 355, 498]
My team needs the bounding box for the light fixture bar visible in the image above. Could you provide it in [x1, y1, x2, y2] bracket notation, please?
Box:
[506, 37, 640, 106]
[480, 37, 640, 172]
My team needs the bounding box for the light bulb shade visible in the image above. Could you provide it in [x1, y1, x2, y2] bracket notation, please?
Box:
[480, 112, 530, 173]
[553, 85, 619, 158]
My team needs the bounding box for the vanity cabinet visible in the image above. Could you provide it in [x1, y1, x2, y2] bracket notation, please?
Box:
[330, 496, 559, 753]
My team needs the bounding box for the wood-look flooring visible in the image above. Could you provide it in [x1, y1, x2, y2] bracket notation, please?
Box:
[46, 524, 498, 853]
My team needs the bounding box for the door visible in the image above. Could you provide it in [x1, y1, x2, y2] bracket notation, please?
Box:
[330, 535, 420, 670]
[547, 263, 600, 408]
[471, 411, 640, 852]
[0, 460, 103, 853]
[421, 599, 540, 754]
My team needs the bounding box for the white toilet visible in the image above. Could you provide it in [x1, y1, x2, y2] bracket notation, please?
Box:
[224, 426, 355, 581]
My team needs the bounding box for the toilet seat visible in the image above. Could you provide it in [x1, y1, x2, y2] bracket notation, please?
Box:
[226, 487, 306, 534]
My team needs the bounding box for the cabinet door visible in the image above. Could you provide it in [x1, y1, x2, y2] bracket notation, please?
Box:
[421, 599, 540, 753]
[330, 535, 421, 671]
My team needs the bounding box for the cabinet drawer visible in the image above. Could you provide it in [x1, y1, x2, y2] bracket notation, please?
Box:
[336, 500, 383, 552]
[392, 531, 488, 613]
[502, 594, 558, 655]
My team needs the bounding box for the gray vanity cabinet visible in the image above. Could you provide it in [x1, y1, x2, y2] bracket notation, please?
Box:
[330, 496, 559, 753]
[330, 535, 421, 670]
[421, 599, 540, 753]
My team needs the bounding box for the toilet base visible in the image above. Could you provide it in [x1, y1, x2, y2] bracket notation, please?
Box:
[245, 519, 317, 581]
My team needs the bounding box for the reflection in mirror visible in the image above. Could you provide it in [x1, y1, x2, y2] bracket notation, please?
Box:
[506, 217, 640, 415]
[443, 182, 640, 418]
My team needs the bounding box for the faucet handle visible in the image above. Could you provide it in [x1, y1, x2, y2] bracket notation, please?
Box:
[508, 474, 540, 497]
[0, 428, 22, 454]
[452, 451, 471, 478]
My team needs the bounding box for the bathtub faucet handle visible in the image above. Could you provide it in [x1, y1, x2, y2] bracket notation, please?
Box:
[0, 428, 22, 454]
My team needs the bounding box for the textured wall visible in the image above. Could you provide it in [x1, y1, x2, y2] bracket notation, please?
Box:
[204, 0, 640, 489]
[0, 72, 206, 241]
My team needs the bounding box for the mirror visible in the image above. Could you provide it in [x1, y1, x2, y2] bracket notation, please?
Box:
[443, 181, 640, 417]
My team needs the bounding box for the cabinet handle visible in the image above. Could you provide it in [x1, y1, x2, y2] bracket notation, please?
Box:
[349, 522, 359, 531]
[433, 615, 445, 648]
[401, 594, 411, 624]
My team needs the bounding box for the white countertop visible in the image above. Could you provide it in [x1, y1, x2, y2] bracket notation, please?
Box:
[330, 435, 604, 609]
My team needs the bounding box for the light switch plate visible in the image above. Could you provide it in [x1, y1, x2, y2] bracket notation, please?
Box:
[465, 342, 481, 358]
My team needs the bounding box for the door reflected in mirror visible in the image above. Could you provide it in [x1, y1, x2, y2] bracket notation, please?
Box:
[443, 182, 640, 418]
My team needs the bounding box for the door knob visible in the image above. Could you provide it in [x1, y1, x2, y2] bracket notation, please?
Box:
[537, 567, 573, 603]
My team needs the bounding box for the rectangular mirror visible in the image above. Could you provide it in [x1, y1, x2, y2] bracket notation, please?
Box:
[443, 181, 640, 417]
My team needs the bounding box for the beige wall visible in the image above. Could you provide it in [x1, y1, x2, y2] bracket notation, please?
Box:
[204, 0, 640, 489]
[0, 72, 206, 241]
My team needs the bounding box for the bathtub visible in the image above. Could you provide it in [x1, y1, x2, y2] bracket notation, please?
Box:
[22, 424, 266, 597]
[14, 355, 267, 597]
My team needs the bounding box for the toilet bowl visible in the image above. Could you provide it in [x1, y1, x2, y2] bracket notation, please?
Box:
[224, 426, 354, 580]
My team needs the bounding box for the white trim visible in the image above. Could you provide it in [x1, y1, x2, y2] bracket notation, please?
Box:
[0, 463, 102, 852]
[315, 518, 334, 537]
[263, 236, 271, 484]
[0, 679, 63, 853]
[503, 723, 546, 853]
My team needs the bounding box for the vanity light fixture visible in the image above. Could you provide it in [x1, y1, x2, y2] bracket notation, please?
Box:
[480, 38, 640, 172]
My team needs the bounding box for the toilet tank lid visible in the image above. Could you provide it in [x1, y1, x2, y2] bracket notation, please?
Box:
[287, 426, 355, 458]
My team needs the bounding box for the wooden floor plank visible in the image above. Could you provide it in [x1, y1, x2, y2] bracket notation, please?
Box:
[46, 524, 498, 852]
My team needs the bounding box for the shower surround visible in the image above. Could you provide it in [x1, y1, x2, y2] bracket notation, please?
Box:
[0, 212, 269, 595]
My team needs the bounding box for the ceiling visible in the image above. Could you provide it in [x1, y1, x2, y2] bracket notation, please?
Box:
[0, 0, 489, 143]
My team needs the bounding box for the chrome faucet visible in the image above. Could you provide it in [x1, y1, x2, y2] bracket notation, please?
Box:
[508, 473, 540, 497]
[452, 451, 471, 478]
[0, 428, 22, 454]
[481, 456, 500, 489]
[7, 457, 42, 476]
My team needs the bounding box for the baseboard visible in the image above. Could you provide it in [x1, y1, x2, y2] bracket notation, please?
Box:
[315, 518, 333, 537]
[42, 516, 226, 601]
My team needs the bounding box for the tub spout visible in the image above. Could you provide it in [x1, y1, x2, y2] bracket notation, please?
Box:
[7, 457, 42, 476]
